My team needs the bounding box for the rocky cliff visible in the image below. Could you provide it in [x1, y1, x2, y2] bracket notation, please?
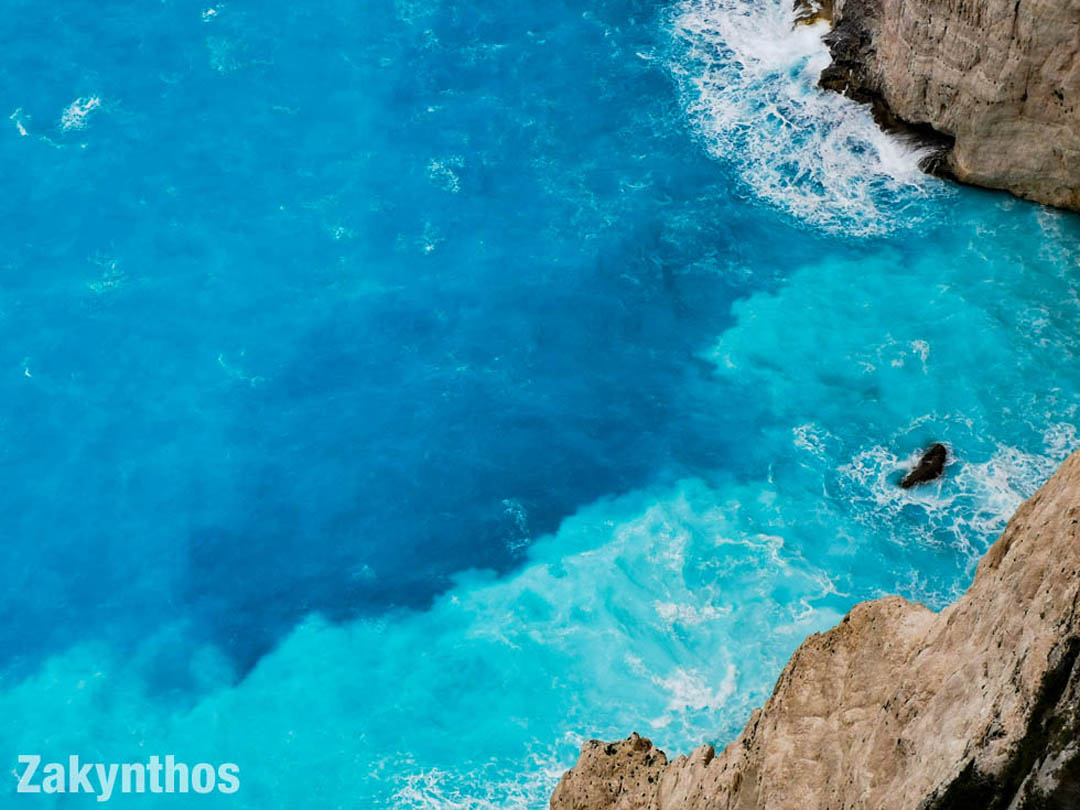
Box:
[814, 0, 1080, 210]
[550, 450, 1080, 809]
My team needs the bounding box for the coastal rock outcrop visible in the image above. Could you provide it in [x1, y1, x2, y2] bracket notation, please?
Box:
[815, 0, 1080, 210]
[899, 443, 948, 489]
[551, 450, 1080, 809]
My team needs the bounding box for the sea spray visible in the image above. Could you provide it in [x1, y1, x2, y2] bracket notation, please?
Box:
[668, 0, 941, 233]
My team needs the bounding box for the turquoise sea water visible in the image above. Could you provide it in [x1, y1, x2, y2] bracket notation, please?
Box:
[3, 0, 1080, 805]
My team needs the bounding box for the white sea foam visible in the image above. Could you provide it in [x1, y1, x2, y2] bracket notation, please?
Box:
[793, 422, 834, 458]
[391, 751, 568, 810]
[60, 96, 101, 131]
[9, 107, 29, 136]
[667, 0, 939, 233]
[207, 36, 240, 74]
[427, 156, 464, 193]
[216, 350, 266, 387]
[501, 498, 531, 552]
[653, 599, 731, 627]
[1036, 207, 1080, 271]
[837, 422, 1077, 585]
[646, 665, 738, 728]
[86, 254, 125, 295]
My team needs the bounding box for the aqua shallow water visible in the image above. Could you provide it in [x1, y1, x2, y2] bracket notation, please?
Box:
[2, 0, 1080, 806]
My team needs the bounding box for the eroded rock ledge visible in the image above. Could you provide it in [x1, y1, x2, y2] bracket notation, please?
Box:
[815, 0, 1080, 210]
[550, 451, 1080, 809]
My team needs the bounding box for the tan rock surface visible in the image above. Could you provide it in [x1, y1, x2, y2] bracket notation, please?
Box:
[818, 0, 1080, 210]
[551, 451, 1080, 809]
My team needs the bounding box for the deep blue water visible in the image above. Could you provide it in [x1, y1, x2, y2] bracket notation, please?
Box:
[2, 0, 1080, 806]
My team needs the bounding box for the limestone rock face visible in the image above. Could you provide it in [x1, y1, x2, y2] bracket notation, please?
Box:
[817, 0, 1080, 210]
[550, 451, 1080, 809]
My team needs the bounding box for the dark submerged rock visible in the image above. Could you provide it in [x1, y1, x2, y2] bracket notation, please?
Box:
[900, 443, 947, 489]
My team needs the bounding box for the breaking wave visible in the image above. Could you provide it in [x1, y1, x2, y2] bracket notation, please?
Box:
[668, 0, 941, 233]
